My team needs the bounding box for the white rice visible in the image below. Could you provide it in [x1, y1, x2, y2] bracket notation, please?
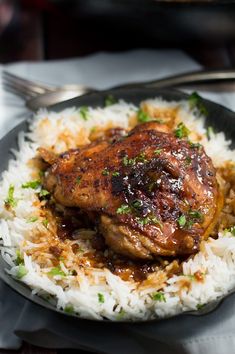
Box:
[0, 97, 235, 321]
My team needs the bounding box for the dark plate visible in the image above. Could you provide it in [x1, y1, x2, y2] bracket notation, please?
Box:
[0, 87, 235, 323]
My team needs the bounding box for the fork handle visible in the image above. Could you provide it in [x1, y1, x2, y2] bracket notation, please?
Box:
[114, 69, 235, 90]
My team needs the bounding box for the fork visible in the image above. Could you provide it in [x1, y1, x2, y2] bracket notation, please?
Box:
[2, 70, 92, 100]
[3, 68, 235, 111]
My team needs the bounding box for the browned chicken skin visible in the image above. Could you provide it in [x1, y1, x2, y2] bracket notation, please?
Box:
[42, 122, 220, 259]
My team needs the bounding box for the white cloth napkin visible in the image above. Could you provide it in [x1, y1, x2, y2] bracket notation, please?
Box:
[1, 49, 235, 353]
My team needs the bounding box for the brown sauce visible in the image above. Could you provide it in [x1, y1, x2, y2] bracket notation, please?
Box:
[44, 202, 178, 282]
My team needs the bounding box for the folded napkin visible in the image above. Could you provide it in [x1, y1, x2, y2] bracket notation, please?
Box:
[1, 49, 235, 353]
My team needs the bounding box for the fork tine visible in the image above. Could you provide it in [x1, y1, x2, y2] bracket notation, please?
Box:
[2, 71, 54, 98]
[2, 71, 46, 97]
[3, 82, 34, 100]
[2, 70, 54, 92]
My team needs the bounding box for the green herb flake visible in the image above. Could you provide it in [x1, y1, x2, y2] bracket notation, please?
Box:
[79, 106, 89, 120]
[188, 210, 203, 220]
[4, 184, 17, 208]
[178, 215, 187, 228]
[152, 292, 166, 302]
[207, 126, 214, 140]
[151, 217, 163, 228]
[76, 176, 82, 184]
[15, 250, 24, 266]
[102, 168, 110, 176]
[39, 170, 45, 178]
[137, 109, 152, 123]
[153, 118, 164, 124]
[116, 308, 126, 320]
[174, 122, 190, 139]
[154, 149, 162, 155]
[64, 304, 74, 314]
[196, 303, 205, 310]
[112, 171, 120, 177]
[22, 180, 41, 189]
[148, 181, 156, 192]
[116, 204, 131, 214]
[132, 199, 142, 210]
[27, 216, 38, 223]
[122, 153, 147, 167]
[225, 226, 235, 236]
[98, 293, 105, 303]
[39, 189, 50, 198]
[42, 219, 49, 228]
[137, 152, 148, 163]
[189, 141, 202, 149]
[104, 94, 118, 107]
[122, 155, 136, 167]
[90, 126, 97, 134]
[137, 216, 162, 228]
[188, 91, 208, 116]
[47, 266, 66, 277]
[16, 264, 28, 279]
[185, 156, 192, 166]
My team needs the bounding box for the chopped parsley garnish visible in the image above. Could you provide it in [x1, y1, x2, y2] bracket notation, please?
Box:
[188, 92, 208, 116]
[26, 216, 38, 223]
[102, 168, 110, 176]
[39, 170, 45, 178]
[90, 126, 97, 134]
[137, 215, 162, 228]
[225, 225, 235, 236]
[116, 308, 126, 320]
[39, 189, 50, 198]
[15, 250, 24, 266]
[207, 126, 214, 140]
[185, 156, 192, 166]
[64, 304, 74, 314]
[112, 171, 120, 177]
[104, 94, 118, 107]
[76, 176, 82, 184]
[174, 122, 190, 139]
[196, 303, 205, 310]
[137, 109, 152, 123]
[122, 155, 136, 167]
[154, 149, 162, 155]
[137, 152, 148, 163]
[152, 292, 166, 302]
[178, 210, 203, 229]
[98, 293, 105, 303]
[178, 215, 187, 228]
[153, 118, 164, 124]
[131, 199, 142, 210]
[188, 210, 203, 221]
[47, 266, 66, 277]
[4, 184, 17, 208]
[22, 180, 41, 189]
[79, 106, 89, 120]
[122, 153, 147, 167]
[189, 141, 202, 149]
[42, 219, 49, 228]
[116, 204, 131, 214]
[16, 264, 28, 279]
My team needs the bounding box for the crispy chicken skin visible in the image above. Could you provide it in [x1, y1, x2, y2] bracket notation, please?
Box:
[41, 122, 220, 259]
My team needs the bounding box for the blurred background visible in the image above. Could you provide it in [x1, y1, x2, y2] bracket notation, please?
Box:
[0, 0, 235, 68]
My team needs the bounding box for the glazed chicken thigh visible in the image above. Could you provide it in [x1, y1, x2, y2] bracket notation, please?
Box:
[41, 122, 220, 259]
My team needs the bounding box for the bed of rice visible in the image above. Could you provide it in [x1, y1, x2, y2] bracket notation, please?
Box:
[0, 96, 235, 321]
